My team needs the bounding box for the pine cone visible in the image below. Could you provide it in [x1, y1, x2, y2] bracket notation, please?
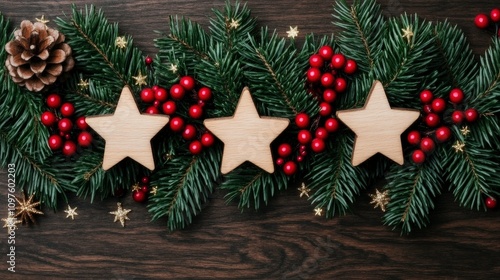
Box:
[5, 20, 75, 92]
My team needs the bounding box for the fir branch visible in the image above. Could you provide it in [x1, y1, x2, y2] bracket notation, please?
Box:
[471, 38, 500, 113]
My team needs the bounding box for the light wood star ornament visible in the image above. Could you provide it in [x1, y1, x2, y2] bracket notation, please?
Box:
[86, 86, 170, 170]
[204, 87, 289, 174]
[336, 81, 419, 166]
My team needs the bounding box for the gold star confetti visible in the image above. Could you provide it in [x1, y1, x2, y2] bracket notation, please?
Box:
[461, 126, 470, 136]
[2, 214, 21, 233]
[297, 183, 310, 198]
[369, 189, 390, 212]
[164, 153, 173, 161]
[131, 183, 141, 192]
[401, 26, 414, 44]
[132, 70, 148, 86]
[35, 15, 50, 25]
[78, 79, 89, 89]
[314, 208, 323, 216]
[452, 141, 466, 153]
[286, 26, 299, 39]
[115, 36, 128, 49]
[229, 18, 240, 29]
[109, 203, 131, 227]
[169, 64, 178, 73]
[150, 186, 158, 196]
[15, 193, 44, 224]
[64, 205, 78, 220]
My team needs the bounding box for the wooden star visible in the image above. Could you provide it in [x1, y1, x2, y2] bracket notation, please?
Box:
[15, 193, 44, 224]
[336, 81, 419, 166]
[452, 141, 466, 153]
[298, 183, 311, 198]
[109, 203, 131, 227]
[115, 36, 127, 49]
[86, 86, 170, 170]
[204, 87, 289, 174]
[286, 26, 299, 38]
[370, 189, 390, 212]
[2, 214, 22, 232]
[314, 208, 323, 216]
[132, 71, 147, 86]
[402, 26, 414, 44]
[64, 205, 78, 220]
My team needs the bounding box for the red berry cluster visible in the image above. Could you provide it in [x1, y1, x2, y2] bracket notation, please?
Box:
[276, 46, 357, 176]
[132, 176, 151, 203]
[407, 88, 478, 164]
[140, 76, 215, 155]
[41, 93, 92, 156]
[474, 8, 500, 37]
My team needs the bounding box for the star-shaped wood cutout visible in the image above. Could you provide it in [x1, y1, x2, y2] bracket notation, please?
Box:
[336, 81, 419, 166]
[86, 86, 170, 170]
[204, 87, 289, 174]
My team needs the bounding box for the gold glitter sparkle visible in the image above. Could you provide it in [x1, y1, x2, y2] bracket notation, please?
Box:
[401, 26, 414, 44]
[64, 205, 78, 220]
[115, 36, 128, 49]
[297, 183, 311, 198]
[369, 189, 390, 212]
[109, 203, 131, 227]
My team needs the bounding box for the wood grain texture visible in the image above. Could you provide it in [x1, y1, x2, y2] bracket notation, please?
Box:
[1, 0, 500, 279]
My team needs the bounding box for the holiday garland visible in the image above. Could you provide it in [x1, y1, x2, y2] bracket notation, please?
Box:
[1, 0, 499, 234]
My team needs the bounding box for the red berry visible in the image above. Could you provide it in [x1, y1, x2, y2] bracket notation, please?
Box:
[331, 54, 346, 69]
[324, 118, 339, 133]
[425, 113, 440, 127]
[344, 59, 357, 75]
[198, 100, 206, 107]
[141, 176, 150, 184]
[140, 185, 149, 193]
[145, 56, 153, 65]
[132, 190, 147, 203]
[307, 68, 322, 83]
[407, 131, 421, 145]
[320, 73, 335, 88]
[201, 132, 215, 147]
[58, 118, 73, 132]
[170, 117, 185, 132]
[62, 140, 77, 156]
[334, 77, 347, 93]
[486, 197, 497, 209]
[449, 88, 464, 104]
[76, 116, 88, 130]
[154, 87, 168, 102]
[278, 143, 293, 158]
[77, 131, 93, 147]
[41, 111, 57, 127]
[422, 105, 433, 114]
[60, 102, 75, 117]
[297, 130, 312, 144]
[276, 158, 285, 166]
[311, 138, 326, 153]
[46, 94, 61, 108]
[140, 88, 155, 103]
[48, 135, 63, 150]
[475, 14, 490, 29]
[146, 106, 159, 114]
[435, 126, 452, 143]
[323, 89, 337, 103]
[318, 46, 334, 60]
[465, 108, 479, 123]
[189, 140, 203, 155]
[309, 54, 324, 68]
[182, 124, 197, 140]
[170, 84, 185, 100]
[188, 104, 203, 119]
[491, 8, 500, 23]
[295, 113, 310, 129]
[180, 76, 196, 91]
[319, 102, 332, 117]
[431, 98, 447, 113]
[420, 137, 435, 153]
[152, 85, 159, 91]
[162, 101, 177, 115]
[412, 150, 426, 164]
[451, 111, 465, 124]
[282, 161, 297, 176]
[154, 100, 161, 108]
[315, 127, 329, 140]
[296, 156, 304, 162]
[420, 90, 434, 104]
[198, 87, 212, 101]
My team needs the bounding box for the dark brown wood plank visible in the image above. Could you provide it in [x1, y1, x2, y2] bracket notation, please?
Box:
[1, 0, 500, 279]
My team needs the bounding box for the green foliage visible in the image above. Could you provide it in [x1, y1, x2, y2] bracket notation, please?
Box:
[471, 38, 500, 113]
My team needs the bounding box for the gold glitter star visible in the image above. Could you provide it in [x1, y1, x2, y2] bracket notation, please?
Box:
[15, 193, 44, 224]
[150, 186, 158, 196]
[169, 64, 178, 73]
[229, 18, 240, 29]
[401, 26, 414, 44]
[132, 70, 148, 86]
[314, 208, 323, 216]
[2, 214, 21, 233]
[452, 141, 466, 153]
[461, 126, 470, 136]
[286, 26, 299, 39]
[369, 189, 390, 212]
[78, 79, 89, 89]
[115, 36, 128, 49]
[64, 205, 78, 220]
[164, 153, 173, 161]
[131, 183, 141, 192]
[297, 183, 310, 198]
[35, 15, 50, 25]
[109, 203, 131, 227]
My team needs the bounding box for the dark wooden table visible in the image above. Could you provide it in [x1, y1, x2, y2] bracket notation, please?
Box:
[1, 0, 499, 279]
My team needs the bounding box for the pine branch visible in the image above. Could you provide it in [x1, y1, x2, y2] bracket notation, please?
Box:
[471, 38, 500, 113]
